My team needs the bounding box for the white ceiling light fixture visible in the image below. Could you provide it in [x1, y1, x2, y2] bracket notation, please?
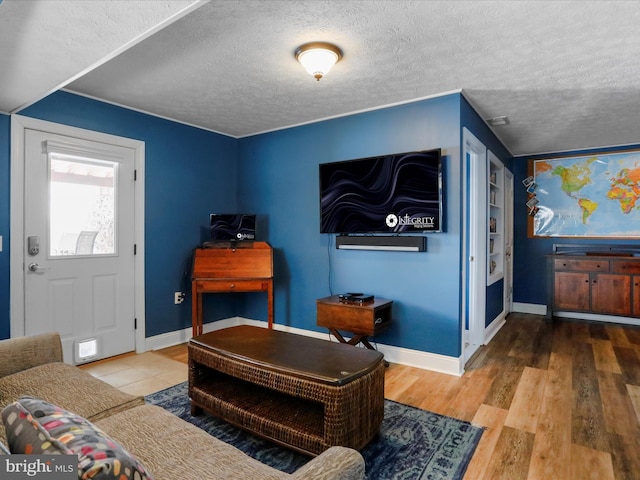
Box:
[295, 42, 343, 81]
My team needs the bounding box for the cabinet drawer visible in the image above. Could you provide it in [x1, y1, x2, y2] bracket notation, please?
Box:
[611, 261, 640, 274]
[317, 302, 392, 336]
[195, 279, 269, 292]
[554, 258, 609, 272]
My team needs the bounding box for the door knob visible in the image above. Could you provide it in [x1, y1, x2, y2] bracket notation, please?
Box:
[28, 263, 50, 273]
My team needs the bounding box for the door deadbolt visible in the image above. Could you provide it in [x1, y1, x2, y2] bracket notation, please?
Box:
[27, 236, 39, 256]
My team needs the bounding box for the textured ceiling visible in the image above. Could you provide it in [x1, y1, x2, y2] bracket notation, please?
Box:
[0, 0, 203, 112]
[2, 0, 640, 157]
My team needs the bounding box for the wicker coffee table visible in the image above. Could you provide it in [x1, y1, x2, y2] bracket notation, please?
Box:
[188, 325, 385, 456]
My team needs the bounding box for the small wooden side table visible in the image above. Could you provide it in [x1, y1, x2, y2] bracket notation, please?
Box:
[316, 295, 392, 351]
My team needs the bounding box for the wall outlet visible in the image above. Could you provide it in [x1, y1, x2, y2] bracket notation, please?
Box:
[174, 292, 185, 304]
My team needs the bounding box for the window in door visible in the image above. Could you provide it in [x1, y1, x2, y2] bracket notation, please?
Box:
[49, 154, 117, 257]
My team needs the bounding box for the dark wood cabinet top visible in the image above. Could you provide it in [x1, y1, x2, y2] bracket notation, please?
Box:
[191, 325, 383, 386]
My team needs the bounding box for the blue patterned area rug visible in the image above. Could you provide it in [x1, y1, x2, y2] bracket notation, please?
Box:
[146, 382, 483, 480]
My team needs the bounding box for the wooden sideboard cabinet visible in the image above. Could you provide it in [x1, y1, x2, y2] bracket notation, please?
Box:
[191, 242, 273, 336]
[546, 245, 640, 320]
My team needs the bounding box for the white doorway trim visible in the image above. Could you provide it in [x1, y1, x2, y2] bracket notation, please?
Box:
[462, 128, 487, 364]
[504, 168, 514, 314]
[10, 115, 146, 352]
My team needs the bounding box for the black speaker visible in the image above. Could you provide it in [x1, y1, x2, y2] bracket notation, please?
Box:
[336, 235, 427, 252]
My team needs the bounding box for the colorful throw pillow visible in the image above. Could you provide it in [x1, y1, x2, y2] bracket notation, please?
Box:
[0, 400, 72, 455]
[1, 396, 153, 479]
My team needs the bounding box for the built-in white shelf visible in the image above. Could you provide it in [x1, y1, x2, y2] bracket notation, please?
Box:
[488, 153, 504, 285]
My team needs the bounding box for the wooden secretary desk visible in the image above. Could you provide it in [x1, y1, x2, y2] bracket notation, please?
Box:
[191, 242, 274, 336]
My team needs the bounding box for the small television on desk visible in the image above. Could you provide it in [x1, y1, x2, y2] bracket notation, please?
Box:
[209, 214, 256, 242]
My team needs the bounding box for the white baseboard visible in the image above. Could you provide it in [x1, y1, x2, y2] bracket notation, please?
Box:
[512, 302, 547, 315]
[145, 317, 464, 377]
[484, 313, 506, 344]
[551, 311, 640, 326]
[144, 317, 245, 351]
[510, 303, 640, 326]
[378, 343, 464, 376]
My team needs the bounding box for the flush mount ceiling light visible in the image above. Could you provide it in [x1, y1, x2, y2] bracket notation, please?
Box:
[295, 42, 343, 81]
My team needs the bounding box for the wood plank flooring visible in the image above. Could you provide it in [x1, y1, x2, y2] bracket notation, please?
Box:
[156, 313, 640, 480]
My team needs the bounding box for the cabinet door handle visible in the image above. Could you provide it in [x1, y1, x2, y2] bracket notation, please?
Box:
[230, 283, 236, 289]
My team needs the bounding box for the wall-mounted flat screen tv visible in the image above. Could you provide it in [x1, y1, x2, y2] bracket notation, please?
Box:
[319, 149, 443, 234]
[210, 214, 256, 241]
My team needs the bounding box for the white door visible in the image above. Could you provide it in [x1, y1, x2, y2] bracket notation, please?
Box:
[22, 128, 136, 364]
[504, 169, 514, 313]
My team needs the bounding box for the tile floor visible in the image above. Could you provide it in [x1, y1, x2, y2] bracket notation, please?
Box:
[78, 351, 188, 397]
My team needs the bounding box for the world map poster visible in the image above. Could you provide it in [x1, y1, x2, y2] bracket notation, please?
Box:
[531, 150, 640, 237]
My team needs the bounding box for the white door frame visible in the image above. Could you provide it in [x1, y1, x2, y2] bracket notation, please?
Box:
[10, 115, 146, 352]
[462, 128, 487, 362]
[504, 168, 514, 314]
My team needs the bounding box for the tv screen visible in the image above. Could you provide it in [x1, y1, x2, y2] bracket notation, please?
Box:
[319, 149, 443, 234]
[210, 214, 256, 241]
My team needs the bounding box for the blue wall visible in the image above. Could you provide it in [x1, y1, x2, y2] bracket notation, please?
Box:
[0, 114, 10, 339]
[4, 89, 634, 351]
[512, 145, 640, 306]
[3, 91, 239, 338]
[0, 89, 515, 361]
[238, 95, 465, 357]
